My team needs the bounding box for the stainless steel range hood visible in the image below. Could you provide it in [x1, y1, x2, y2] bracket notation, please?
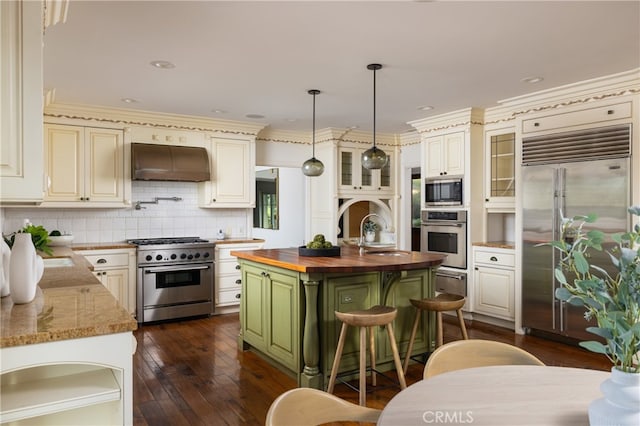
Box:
[132, 143, 210, 182]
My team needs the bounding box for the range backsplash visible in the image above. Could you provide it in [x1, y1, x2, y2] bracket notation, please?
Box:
[1, 181, 250, 243]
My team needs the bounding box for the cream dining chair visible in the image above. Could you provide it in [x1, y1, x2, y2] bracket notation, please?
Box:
[265, 387, 381, 426]
[423, 339, 545, 379]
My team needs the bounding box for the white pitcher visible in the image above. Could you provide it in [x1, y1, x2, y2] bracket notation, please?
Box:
[9, 233, 44, 304]
[1, 238, 10, 297]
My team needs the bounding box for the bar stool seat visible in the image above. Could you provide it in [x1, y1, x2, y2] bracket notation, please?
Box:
[403, 293, 468, 374]
[327, 305, 407, 406]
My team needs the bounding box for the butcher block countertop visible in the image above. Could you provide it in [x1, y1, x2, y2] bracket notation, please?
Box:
[1, 247, 137, 348]
[231, 246, 445, 273]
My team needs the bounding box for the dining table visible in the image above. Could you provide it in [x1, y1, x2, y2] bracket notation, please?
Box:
[377, 365, 609, 425]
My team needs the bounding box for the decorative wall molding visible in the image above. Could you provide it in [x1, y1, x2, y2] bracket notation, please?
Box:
[44, 103, 266, 136]
[44, 0, 69, 29]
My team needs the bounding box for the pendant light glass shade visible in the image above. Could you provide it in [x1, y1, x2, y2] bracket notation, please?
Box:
[302, 89, 324, 177]
[362, 63, 388, 170]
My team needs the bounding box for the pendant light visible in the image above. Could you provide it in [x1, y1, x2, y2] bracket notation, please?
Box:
[361, 63, 388, 170]
[302, 89, 325, 177]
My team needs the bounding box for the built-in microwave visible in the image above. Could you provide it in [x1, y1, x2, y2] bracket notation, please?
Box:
[425, 176, 463, 206]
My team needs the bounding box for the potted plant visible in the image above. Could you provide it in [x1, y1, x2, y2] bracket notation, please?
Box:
[363, 220, 378, 242]
[550, 206, 640, 424]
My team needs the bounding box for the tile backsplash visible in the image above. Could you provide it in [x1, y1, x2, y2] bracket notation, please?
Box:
[2, 181, 250, 243]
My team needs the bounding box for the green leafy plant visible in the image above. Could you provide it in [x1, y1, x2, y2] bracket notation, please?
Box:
[549, 206, 640, 373]
[363, 220, 378, 233]
[3, 224, 53, 256]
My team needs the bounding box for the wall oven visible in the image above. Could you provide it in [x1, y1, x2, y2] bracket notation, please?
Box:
[425, 176, 463, 206]
[420, 210, 467, 269]
[129, 237, 215, 323]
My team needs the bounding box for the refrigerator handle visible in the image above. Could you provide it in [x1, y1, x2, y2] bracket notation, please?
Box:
[557, 167, 567, 332]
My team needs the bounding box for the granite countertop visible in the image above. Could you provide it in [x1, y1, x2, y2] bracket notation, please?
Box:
[472, 241, 516, 250]
[0, 248, 137, 348]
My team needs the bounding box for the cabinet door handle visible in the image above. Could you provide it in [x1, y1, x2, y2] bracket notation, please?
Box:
[607, 109, 614, 115]
[97, 258, 107, 264]
[490, 256, 498, 262]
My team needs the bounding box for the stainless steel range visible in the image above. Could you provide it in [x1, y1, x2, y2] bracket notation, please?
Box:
[128, 237, 215, 323]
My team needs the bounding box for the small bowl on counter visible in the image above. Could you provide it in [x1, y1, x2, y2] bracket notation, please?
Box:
[48, 235, 74, 246]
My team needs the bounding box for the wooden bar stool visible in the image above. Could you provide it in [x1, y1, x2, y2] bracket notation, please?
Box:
[327, 305, 407, 406]
[403, 293, 468, 374]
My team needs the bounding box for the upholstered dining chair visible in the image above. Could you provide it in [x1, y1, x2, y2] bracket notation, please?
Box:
[265, 387, 381, 426]
[423, 339, 545, 379]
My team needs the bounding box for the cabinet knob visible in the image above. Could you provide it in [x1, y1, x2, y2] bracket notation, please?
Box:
[235, 264, 241, 270]
[235, 279, 241, 285]
[235, 293, 241, 299]
[490, 256, 498, 262]
[607, 109, 614, 115]
[97, 258, 107, 264]
[534, 122, 540, 127]
[212, 198, 216, 202]
[261, 271, 266, 276]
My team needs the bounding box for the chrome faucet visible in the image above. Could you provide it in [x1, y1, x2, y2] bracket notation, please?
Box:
[358, 213, 387, 255]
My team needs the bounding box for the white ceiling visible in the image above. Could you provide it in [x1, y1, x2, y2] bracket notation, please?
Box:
[43, 1, 640, 134]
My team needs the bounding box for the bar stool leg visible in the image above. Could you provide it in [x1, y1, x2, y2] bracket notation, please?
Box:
[456, 308, 469, 340]
[403, 308, 421, 375]
[386, 323, 407, 389]
[369, 326, 376, 387]
[359, 326, 367, 406]
[327, 322, 348, 393]
[436, 311, 443, 348]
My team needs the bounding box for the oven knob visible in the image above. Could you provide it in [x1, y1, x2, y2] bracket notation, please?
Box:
[156, 254, 163, 261]
[171, 254, 177, 260]
[145, 255, 152, 261]
[180, 253, 187, 259]
[195, 253, 201, 258]
[203, 252, 210, 258]
[187, 254, 193, 260]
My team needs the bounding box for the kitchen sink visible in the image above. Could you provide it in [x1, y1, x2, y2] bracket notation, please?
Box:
[42, 257, 75, 268]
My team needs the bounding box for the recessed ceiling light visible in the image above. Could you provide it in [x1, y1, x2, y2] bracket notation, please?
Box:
[347, 125, 359, 130]
[285, 118, 298, 123]
[245, 113, 265, 119]
[150, 60, 175, 69]
[418, 105, 434, 111]
[521, 76, 544, 84]
[121, 98, 138, 104]
[211, 109, 227, 114]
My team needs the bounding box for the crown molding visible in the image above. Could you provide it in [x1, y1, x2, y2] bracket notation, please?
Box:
[408, 107, 484, 134]
[43, 102, 267, 136]
[255, 126, 398, 147]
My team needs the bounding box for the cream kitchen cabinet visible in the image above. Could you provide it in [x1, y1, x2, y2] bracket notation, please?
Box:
[199, 136, 256, 208]
[338, 146, 393, 195]
[215, 241, 264, 312]
[472, 246, 515, 320]
[43, 124, 129, 207]
[424, 132, 465, 178]
[0, 1, 44, 204]
[76, 248, 137, 316]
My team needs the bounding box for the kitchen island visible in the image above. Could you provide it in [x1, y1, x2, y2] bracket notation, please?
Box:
[0, 248, 137, 425]
[231, 246, 445, 389]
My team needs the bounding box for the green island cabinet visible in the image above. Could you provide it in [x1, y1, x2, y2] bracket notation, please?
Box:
[235, 250, 440, 389]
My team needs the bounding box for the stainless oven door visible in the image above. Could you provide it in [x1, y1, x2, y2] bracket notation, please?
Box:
[421, 222, 466, 269]
[141, 262, 213, 308]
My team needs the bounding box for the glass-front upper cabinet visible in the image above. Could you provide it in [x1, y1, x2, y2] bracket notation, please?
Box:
[338, 146, 392, 195]
[485, 129, 515, 209]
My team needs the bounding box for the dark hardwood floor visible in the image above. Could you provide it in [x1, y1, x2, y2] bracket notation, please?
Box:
[132, 313, 611, 426]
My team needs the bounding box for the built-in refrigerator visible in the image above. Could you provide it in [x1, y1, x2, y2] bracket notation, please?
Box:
[521, 124, 631, 341]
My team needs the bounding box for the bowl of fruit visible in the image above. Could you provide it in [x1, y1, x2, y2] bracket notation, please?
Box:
[298, 234, 341, 257]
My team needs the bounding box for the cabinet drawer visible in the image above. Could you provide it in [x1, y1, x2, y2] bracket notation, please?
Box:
[474, 250, 514, 268]
[522, 102, 632, 134]
[217, 245, 263, 259]
[82, 253, 129, 269]
[217, 260, 241, 275]
[218, 274, 242, 290]
[217, 289, 241, 306]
